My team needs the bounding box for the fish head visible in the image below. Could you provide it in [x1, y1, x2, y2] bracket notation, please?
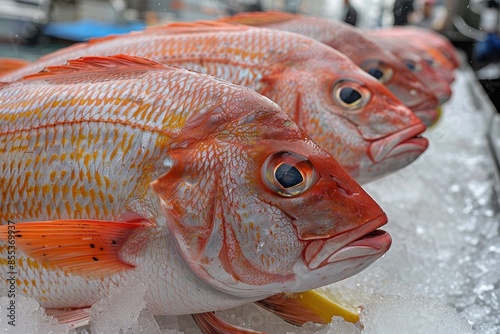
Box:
[370, 33, 453, 105]
[327, 33, 440, 125]
[357, 53, 441, 126]
[274, 52, 428, 183]
[392, 26, 460, 69]
[402, 52, 453, 105]
[150, 91, 390, 299]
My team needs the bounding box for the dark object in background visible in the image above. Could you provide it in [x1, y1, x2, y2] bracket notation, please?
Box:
[393, 0, 414, 26]
[475, 32, 500, 63]
[222, 0, 263, 15]
[474, 0, 500, 63]
[344, 0, 357, 26]
[479, 77, 500, 112]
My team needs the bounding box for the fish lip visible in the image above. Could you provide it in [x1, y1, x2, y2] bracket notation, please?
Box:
[368, 123, 427, 163]
[304, 214, 390, 270]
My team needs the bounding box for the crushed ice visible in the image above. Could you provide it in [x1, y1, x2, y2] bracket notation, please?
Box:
[2, 67, 499, 333]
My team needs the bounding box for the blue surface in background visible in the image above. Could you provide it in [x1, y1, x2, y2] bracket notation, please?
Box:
[42, 19, 146, 42]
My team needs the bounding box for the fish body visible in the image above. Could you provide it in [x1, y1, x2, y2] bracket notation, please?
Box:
[367, 29, 454, 104]
[219, 11, 441, 126]
[0, 22, 427, 184]
[0, 55, 392, 315]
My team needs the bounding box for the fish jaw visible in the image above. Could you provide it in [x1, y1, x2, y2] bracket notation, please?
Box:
[353, 123, 428, 184]
[288, 214, 391, 292]
[368, 122, 427, 163]
[303, 214, 389, 269]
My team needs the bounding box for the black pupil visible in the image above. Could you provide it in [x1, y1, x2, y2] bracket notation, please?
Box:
[368, 67, 384, 79]
[339, 88, 362, 104]
[406, 61, 416, 71]
[275, 163, 303, 188]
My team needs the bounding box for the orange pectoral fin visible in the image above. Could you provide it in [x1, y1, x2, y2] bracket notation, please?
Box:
[0, 219, 148, 279]
[46, 308, 91, 329]
[192, 312, 265, 334]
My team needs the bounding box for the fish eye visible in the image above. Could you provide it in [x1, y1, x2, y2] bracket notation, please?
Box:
[424, 57, 435, 67]
[262, 151, 318, 197]
[368, 68, 384, 79]
[333, 80, 370, 110]
[361, 60, 393, 83]
[404, 59, 420, 72]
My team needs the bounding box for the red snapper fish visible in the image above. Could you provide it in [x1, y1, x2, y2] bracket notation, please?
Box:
[219, 11, 441, 126]
[0, 22, 428, 184]
[367, 29, 454, 104]
[0, 55, 392, 331]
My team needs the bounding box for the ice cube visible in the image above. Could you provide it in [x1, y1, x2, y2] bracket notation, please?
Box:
[0, 295, 69, 334]
[89, 277, 147, 334]
[360, 295, 473, 334]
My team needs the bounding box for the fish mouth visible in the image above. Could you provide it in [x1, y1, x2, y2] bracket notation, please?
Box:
[304, 215, 391, 269]
[369, 123, 427, 163]
[413, 107, 441, 127]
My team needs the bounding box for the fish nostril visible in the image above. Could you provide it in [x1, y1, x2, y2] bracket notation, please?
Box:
[329, 174, 352, 196]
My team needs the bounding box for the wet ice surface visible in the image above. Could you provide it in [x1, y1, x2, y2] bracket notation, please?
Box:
[2, 66, 500, 333]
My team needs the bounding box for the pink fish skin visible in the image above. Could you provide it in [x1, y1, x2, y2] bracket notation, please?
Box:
[219, 11, 441, 126]
[367, 29, 454, 104]
[0, 22, 428, 184]
[0, 55, 391, 317]
[376, 26, 460, 70]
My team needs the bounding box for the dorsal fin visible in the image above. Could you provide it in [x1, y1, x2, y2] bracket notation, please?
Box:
[22, 54, 166, 81]
[0, 58, 30, 74]
[219, 11, 297, 26]
[86, 29, 146, 45]
[144, 20, 249, 34]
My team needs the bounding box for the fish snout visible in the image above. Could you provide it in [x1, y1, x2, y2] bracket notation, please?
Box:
[288, 161, 385, 241]
[303, 214, 391, 270]
[368, 122, 428, 164]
